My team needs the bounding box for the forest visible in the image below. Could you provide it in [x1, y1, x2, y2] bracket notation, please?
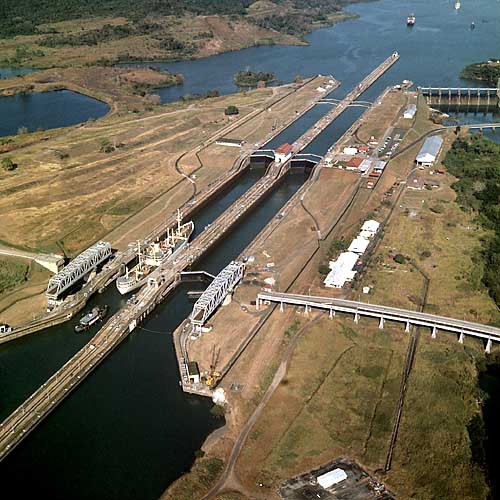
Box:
[443, 134, 500, 308]
[0, 0, 351, 38]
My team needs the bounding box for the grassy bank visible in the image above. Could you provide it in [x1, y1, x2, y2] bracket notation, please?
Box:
[0, 257, 29, 294]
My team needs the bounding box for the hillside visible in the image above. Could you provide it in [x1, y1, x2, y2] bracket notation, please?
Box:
[0, 0, 358, 68]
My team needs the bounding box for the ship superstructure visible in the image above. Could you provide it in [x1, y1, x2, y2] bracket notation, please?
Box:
[407, 13, 415, 26]
[116, 212, 194, 295]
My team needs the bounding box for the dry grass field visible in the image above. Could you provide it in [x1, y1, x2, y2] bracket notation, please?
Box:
[0, 77, 328, 256]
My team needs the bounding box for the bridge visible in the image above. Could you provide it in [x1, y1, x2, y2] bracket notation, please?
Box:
[0, 54, 401, 461]
[465, 123, 500, 131]
[256, 291, 500, 352]
[45, 241, 112, 307]
[190, 261, 245, 329]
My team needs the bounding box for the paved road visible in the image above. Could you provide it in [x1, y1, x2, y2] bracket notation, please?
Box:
[257, 291, 500, 343]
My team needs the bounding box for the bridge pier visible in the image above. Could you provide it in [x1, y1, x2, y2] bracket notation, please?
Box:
[431, 325, 437, 339]
[354, 311, 359, 324]
[304, 304, 310, 315]
[458, 332, 465, 344]
[280, 301, 284, 312]
[329, 308, 335, 320]
[405, 320, 410, 333]
[486, 338, 492, 354]
[379, 316, 385, 329]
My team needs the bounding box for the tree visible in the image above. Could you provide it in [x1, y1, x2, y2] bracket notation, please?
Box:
[224, 105, 239, 116]
[2, 157, 17, 171]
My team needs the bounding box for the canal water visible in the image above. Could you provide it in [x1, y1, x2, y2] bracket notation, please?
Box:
[1, 0, 500, 497]
[0, 164, 311, 500]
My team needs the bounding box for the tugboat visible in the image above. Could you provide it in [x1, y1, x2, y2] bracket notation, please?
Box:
[407, 13, 415, 26]
[75, 305, 108, 332]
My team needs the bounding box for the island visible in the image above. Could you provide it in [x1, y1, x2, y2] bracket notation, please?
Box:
[234, 69, 276, 87]
[461, 59, 500, 86]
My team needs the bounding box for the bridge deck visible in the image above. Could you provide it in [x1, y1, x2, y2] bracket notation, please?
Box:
[257, 291, 500, 342]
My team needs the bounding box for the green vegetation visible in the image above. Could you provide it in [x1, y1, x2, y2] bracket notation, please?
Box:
[0, 258, 29, 294]
[234, 70, 275, 87]
[443, 134, 500, 306]
[461, 60, 500, 86]
[1, 157, 17, 171]
[224, 105, 239, 116]
[393, 253, 406, 264]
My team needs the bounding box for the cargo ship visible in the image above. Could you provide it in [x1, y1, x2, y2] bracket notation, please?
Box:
[116, 212, 194, 295]
[75, 305, 108, 332]
[407, 13, 415, 26]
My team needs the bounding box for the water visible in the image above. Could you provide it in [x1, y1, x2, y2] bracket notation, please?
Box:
[125, 0, 500, 104]
[439, 105, 500, 143]
[479, 366, 500, 499]
[0, 67, 37, 79]
[1, 0, 499, 497]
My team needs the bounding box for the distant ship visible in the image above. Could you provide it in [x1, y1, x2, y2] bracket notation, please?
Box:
[116, 212, 194, 295]
[470, 21, 475, 30]
[407, 14, 415, 26]
[455, 1, 461, 10]
[75, 305, 108, 332]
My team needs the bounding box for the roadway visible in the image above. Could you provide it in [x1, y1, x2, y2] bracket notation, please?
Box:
[257, 291, 500, 345]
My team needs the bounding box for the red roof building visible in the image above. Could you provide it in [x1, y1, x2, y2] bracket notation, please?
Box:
[275, 143, 293, 155]
[358, 145, 370, 152]
[346, 157, 363, 169]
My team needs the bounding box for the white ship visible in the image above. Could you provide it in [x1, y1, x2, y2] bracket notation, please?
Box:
[455, 1, 461, 10]
[116, 212, 194, 295]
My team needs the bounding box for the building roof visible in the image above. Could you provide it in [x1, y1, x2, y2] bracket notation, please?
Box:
[374, 160, 387, 171]
[324, 252, 359, 288]
[276, 143, 293, 154]
[187, 361, 199, 376]
[359, 159, 372, 172]
[346, 157, 363, 168]
[361, 219, 380, 233]
[348, 236, 370, 254]
[416, 136, 443, 163]
[216, 137, 244, 146]
[404, 104, 417, 117]
[317, 468, 348, 488]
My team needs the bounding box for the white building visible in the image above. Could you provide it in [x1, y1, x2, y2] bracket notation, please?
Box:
[324, 252, 359, 288]
[403, 103, 417, 119]
[361, 220, 380, 235]
[343, 146, 358, 155]
[416, 136, 443, 167]
[348, 236, 370, 254]
[317, 468, 348, 489]
[275, 143, 293, 163]
[215, 138, 244, 147]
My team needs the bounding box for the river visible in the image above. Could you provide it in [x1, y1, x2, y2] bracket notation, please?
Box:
[1, 0, 499, 498]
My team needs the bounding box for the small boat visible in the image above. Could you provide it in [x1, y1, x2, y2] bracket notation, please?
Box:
[407, 13, 415, 26]
[470, 21, 475, 30]
[75, 305, 108, 332]
[455, 1, 461, 10]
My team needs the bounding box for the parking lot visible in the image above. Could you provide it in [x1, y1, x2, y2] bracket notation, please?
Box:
[377, 128, 407, 159]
